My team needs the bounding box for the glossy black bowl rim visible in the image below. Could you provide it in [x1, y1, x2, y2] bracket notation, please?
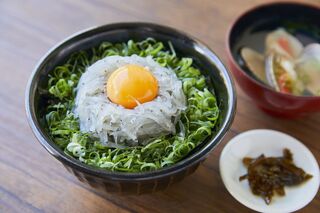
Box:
[26, 22, 236, 181]
[226, 1, 320, 100]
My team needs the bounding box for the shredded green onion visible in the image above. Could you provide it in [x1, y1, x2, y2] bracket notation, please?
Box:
[45, 38, 219, 172]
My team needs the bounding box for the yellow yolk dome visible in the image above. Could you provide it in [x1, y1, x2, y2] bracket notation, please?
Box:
[106, 64, 158, 109]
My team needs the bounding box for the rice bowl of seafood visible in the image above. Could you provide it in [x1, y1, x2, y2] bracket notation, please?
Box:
[26, 23, 236, 194]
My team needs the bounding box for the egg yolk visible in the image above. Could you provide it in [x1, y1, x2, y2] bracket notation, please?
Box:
[106, 64, 159, 109]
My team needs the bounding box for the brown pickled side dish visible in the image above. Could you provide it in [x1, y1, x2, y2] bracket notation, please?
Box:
[239, 148, 313, 204]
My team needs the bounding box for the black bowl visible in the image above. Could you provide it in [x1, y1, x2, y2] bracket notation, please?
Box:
[26, 23, 236, 194]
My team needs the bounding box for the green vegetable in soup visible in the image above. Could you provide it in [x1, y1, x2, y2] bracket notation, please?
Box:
[45, 38, 219, 172]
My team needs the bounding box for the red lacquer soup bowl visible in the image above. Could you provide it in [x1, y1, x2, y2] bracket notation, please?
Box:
[226, 2, 320, 118]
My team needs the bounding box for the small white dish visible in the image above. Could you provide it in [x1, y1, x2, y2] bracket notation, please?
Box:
[219, 129, 320, 213]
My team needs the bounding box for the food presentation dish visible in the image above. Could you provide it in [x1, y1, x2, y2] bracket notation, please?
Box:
[45, 37, 220, 172]
[24, 2, 319, 210]
[220, 129, 320, 213]
[26, 23, 236, 194]
[227, 2, 320, 118]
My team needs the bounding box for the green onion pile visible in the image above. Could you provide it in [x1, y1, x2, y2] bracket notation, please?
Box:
[45, 38, 219, 172]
